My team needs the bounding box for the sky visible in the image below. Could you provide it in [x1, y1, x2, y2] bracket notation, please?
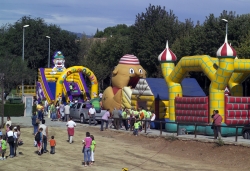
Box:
[0, 0, 249, 35]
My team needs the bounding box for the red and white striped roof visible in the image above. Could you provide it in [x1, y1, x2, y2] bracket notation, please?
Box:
[119, 54, 140, 65]
[216, 35, 237, 57]
[158, 41, 177, 62]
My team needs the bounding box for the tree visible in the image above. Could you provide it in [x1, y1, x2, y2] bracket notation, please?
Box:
[0, 16, 80, 71]
[0, 53, 35, 94]
[94, 24, 131, 38]
[130, 4, 185, 77]
[80, 35, 132, 90]
[236, 30, 250, 58]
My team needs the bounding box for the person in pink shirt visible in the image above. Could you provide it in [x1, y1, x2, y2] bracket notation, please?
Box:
[100, 109, 110, 131]
[212, 110, 222, 139]
[83, 132, 92, 167]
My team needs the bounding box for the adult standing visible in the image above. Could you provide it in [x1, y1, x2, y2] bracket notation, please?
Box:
[150, 110, 156, 129]
[5, 116, 12, 131]
[39, 119, 49, 153]
[122, 109, 128, 131]
[112, 108, 120, 130]
[83, 132, 92, 167]
[212, 110, 222, 139]
[66, 117, 76, 144]
[50, 102, 56, 121]
[88, 105, 96, 126]
[59, 103, 65, 121]
[37, 102, 44, 121]
[31, 112, 39, 135]
[100, 109, 110, 131]
[7, 126, 15, 158]
[44, 99, 48, 116]
[64, 102, 70, 122]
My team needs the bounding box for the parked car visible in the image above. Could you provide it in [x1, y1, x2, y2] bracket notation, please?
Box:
[242, 123, 250, 139]
[69, 102, 106, 124]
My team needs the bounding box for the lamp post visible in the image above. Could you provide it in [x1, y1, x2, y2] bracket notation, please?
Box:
[46, 36, 51, 68]
[0, 73, 4, 127]
[22, 25, 29, 99]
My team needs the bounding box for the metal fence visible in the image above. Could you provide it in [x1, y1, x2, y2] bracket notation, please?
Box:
[117, 118, 245, 142]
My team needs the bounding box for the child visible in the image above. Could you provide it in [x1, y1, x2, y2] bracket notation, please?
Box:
[0, 135, 7, 160]
[90, 135, 96, 165]
[133, 120, 141, 136]
[35, 128, 43, 155]
[49, 136, 56, 154]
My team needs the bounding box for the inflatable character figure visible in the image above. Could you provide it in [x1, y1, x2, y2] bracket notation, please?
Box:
[102, 54, 146, 111]
[51, 51, 66, 74]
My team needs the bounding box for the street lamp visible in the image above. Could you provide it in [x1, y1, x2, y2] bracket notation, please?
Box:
[0, 73, 4, 127]
[46, 36, 51, 68]
[22, 24, 29, 100]
[222, 19, 228, 35]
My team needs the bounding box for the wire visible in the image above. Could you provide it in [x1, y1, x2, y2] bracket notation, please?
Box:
[129, 142, 168, 170]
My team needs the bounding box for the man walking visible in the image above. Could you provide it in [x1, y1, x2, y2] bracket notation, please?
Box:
[88, 105, 96, 126]
[112, 108, 120, 130]
[39, 119, 48, 153]
[66, 117, 76, 144]
[64, 102, 70, 122]
[100, 109, 110, 131]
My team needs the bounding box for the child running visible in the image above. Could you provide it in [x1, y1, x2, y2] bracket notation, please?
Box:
[133, 120, 141, 136]
[49, 136, 56, 154]
[90, 135, 96, 165]
[0, 135, 7, 160]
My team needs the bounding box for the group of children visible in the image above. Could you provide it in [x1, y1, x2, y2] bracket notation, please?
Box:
[82, 132, 96, 167]
[120, 107, 155, 136]
[0, 116, 23, 160]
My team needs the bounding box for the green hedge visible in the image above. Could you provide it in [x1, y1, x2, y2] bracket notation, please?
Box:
[2, 103, 25, 117]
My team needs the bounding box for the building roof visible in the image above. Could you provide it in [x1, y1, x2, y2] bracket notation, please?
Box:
[135, 78, 206, 100]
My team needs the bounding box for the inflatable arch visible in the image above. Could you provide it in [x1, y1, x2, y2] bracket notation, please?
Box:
[55, 66, 98, 101]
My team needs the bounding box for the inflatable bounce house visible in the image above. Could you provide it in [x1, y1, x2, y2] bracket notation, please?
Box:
[158, 27, 250, 135]
[131, 78, 205, 120]
[37, 51, 98, 104]
[102, 54, 147, 111]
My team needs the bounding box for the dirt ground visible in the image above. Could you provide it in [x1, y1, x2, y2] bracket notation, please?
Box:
[1, 125, 250, 171]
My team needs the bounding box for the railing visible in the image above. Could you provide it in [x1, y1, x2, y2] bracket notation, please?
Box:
[114, 118, 244, 142]
[16, 85, 36, 95]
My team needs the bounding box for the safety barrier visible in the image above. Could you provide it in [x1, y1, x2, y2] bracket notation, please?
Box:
[117, 119, 244, 142]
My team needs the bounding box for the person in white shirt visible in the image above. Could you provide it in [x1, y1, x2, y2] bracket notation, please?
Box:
[39, 119, 49, 153]
[59, 103, 65, 121]
[88, 105, 96, 126]
[64, 102, 70, 122]
[150, 111, 156, 129]
[66, 117, 76, 144]
[44, 100, 48, 115]
[7, 126, 15, 158]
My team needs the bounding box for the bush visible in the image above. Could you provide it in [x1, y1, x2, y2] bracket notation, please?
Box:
[3, 103, 25, 116]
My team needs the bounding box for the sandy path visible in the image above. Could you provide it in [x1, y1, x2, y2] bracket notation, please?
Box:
[0, 126, 244, 171]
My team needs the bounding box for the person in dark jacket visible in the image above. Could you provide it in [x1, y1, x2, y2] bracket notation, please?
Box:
[31, 112, 39, 135]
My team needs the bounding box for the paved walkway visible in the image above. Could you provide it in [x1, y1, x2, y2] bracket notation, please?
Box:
[3, 117, 250, 147]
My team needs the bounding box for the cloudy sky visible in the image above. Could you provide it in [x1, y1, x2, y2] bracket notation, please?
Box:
[0, 0, 249, 35]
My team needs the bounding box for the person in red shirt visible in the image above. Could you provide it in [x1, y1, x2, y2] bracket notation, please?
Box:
[212, 110, 222, 139]
[49, 136, 56, 154]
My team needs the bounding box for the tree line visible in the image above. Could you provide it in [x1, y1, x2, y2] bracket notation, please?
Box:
[1, 4, 250, 95]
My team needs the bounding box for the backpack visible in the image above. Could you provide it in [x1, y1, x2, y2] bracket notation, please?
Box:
[35, 132, 41, 142]
[36, 117, 40, 124]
